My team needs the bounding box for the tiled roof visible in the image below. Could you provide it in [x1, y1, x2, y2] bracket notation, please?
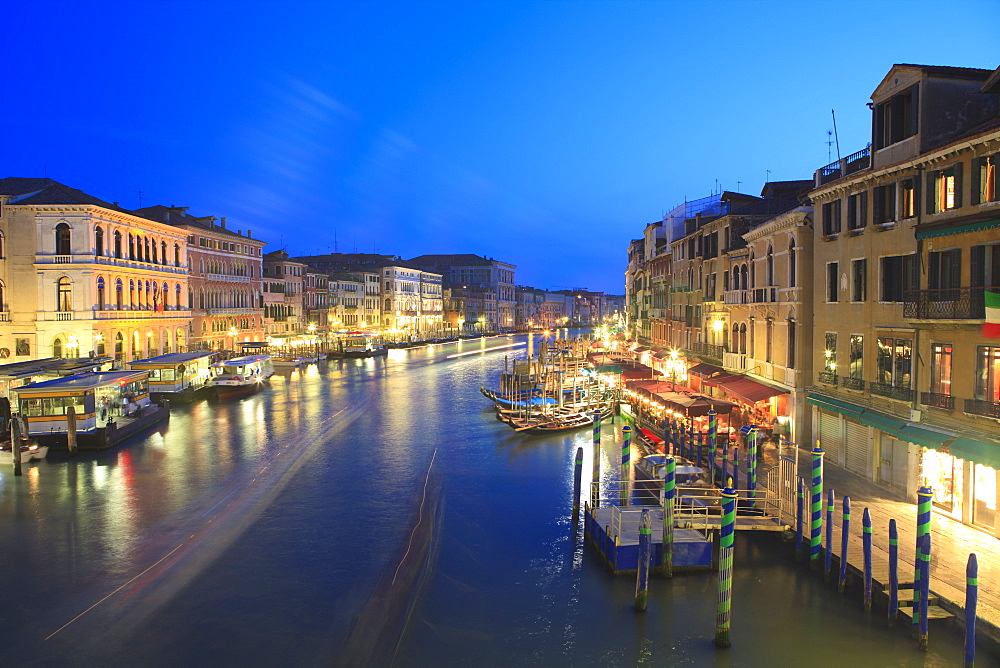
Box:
[133, 205, 260, 242]
[894, 63, 995, 80]
[0, 177, 128, 211]
[407, 254, 497, 267]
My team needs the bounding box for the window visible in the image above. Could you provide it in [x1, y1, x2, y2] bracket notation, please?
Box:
[928, 249, 961, 300]
[873, 184, 896, 224]
[874, 85, 918, 149]
[128, 234, 135, 260]
[57, 277, 72, 311]
[55, 223, 71, 255]
[765, 245, 774, 286]
[849, 335, 864, 380]
[847, 192, 867, 230]
[787, 319, 796, 369]
[116, 279, 124, 309]
[930, 344, 953, 396]
[970, 244, 1000, 292]
[876, 337, 912, 388]
[827, 262, 839, 302]
[976, 154, 998, 203]
[95, 226, 105, 256]
[824, 332, 837, 374]
[852, 259, 867, 302]
[822, 200, 842, 235]
[97, 277, 106, 310]
[901, 179, 917, 218]
[930, 165, 961, 213]
[975, 346, 1000, 402]
[880, 254, 917, 302]
[765, 319, 773, 363]
[788, 238, 797, 287]
[174, 244, 181, 267]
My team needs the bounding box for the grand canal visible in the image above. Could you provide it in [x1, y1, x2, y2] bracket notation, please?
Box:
[0, 335, 981, 666]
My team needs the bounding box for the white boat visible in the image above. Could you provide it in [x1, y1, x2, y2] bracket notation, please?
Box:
[208, 355, 275, 399]
[271, 355, 303, 369]
[0, 442, 49, 463]
[298, 354, 320, 364]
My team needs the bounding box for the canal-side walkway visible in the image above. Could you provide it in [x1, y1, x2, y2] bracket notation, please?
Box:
[790, 453, 1000, 642]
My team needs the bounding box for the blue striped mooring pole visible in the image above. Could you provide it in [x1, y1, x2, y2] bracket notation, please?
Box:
[747, 427, 758, 508]
[810, 444, 824, 566]
[839, 495, 850, 593]
[707, 410, 718, 481]
[919, 531, 931, 651]
[715, 478, 738, 648]
[795, 476, 804, 562]
[662, 456, 676, 578]
[620, 425, 632, 507]
[592, 411, 601, 508]
[863, 507, 873, 611]
[635, 508, 652, 612]
[913, 486, 932, 634]
[888, 519, 899, 626]
[824, 489, 835, 580]
[572, 446, 584, 517]
[966, 553, 978, 667]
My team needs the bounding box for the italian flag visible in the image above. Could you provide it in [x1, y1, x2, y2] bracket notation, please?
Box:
[986, 290, 1000, 338]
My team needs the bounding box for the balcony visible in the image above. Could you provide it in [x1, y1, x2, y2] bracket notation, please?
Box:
[869, 382, 914, 402]
[752, 287, 778, 303]
[903, 287, 995, 320]
[818, 371, 838, 386]
[816, 146, 871, 186]
[95, 308, 190, 320]
[692, 342, 725, 360]
[723, 351, 747, 371]
[56, 312, 74, 321]
[965, 399, 1000, 419]
[0, 312, 8, 322]
[205, 307, 257, 316]
[920, 392, 955, 410]
[723, 289, 749, 305]
[842, 377, 865, 391]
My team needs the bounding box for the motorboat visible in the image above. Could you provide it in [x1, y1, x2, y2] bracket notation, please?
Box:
[0, 441, 49, 463]
[271, 355, 303, 369]
[208, 355, 275, 399]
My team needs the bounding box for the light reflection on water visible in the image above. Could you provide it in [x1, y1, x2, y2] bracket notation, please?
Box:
[0, 338, 987, 665]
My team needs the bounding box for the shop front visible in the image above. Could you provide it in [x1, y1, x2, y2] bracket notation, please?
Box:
[919, 440, 1000, 536]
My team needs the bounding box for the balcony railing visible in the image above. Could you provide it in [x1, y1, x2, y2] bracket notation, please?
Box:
[723, 351, 747, 372]
[818, 371, 838, 386]
[903, 287, 996, 320]
[692, 342, 725, 360]
[96, 308, 190, 320]
[965, 399, 1000, 419]
[842, 377, 865, 391]
[817, 146, 871, 186]
[752, 287, 778, 303]
[56, 312, 74, 321]
[920, 392, 955, 410]
[723, 289, 749, 305]
[869, 382, 914, 402]
[0, 312, 8, 322]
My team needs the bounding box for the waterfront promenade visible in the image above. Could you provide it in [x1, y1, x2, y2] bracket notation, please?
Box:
[791, 453, 1000, 643]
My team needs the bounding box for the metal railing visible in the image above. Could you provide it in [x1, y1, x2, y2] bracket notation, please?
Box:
[818, 371, 838, 386]
[817, 146, 871, 185]
[842, 377, 865, 391]
[965, 398, 1000, 419]
[692, 342, 725, 360]
[903, 287, 996, 320]
[920, 392, 954, 410]
[869, 382, 914, 402]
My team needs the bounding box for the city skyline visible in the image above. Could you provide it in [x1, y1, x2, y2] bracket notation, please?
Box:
[4, 0, 998, 293]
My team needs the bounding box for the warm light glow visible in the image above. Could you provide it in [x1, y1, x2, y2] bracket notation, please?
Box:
[712, 319, 724, 332]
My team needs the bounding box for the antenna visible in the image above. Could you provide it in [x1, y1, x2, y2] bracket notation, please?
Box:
[137, 187, 143, 209]
[831, 109, 842, 161]
[334, 229, 339, 253]
[766, 169, 771, 183]
[737, 181, 742, 193]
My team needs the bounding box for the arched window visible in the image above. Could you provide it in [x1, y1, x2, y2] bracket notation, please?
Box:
[174, 244, 181, 267]
[732, 325, 739, 352]
[95, 226, 105, 256]
[129, 280, 136, 309]
[766, 245, 774, 286]
[161, 241, 167, 264]
[0, 230, 5, 259]
[765, 319, 774, 363]
[144, 238, 151, 263]
[56, 223, 71, 255]
[114, 230, 122, 258]
[57, 277, 72, 311]
[145, 280, 152, 309]
[151, 239, 158, 264]
[787, 319, 797, 369]
[749, 251, 756, 288]
[115, 332, 124, 360]
[739, 323, 747, 355]
[132, 331, 140, 359]
[789, 237, 797, 288]
[199, 289, 205, 309]
[128, 234, 136, 260]
[53, 337, 63, 358]
[96, 333, 106, 356]
[116, 279, 124, 309]
[740, 265, 748, 291]
[97, 277, 106, 310]
[0, 280, 5, 312]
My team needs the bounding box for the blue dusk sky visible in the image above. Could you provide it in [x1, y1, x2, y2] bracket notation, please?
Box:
[4, 1, 997, 293]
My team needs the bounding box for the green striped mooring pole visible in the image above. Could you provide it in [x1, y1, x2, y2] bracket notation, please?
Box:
[715, 478, 738, 648]
[662, 456, 676, 578]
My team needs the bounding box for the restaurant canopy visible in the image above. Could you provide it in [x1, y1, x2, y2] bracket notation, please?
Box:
[687, 363, 725, 378]
[626, 379, 736, 417]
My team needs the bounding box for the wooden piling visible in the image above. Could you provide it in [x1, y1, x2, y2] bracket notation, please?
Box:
[11, 414, 23, 477]
[591, 411, 601, 509]
[67, 406, 78, 454]
[824, 489, 835, 581]
[888, 519, 899, 626]
[620, 425, 631, 507]
[913, 486, 932, 634]
[838, 496, 850, 593]
[795, 477, 804, 562]
[919, 532, 931, 651]
[635, 509, 652, 612]
[572, 446, 583, 517]
[863, 507, 873, 611]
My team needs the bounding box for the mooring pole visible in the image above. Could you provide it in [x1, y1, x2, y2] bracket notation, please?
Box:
[809, 444, 824, 567]
[696, 432, 703, 469]
[919, 531, 931, 651]
[732, 446, 740, 502]
[707, 410, 718, 482]
[635, 509, 652, 612]
[67, 405, 78, 455]
[795, 477, 804, 562]
[889, 519, 899, 626]
[592, 411, 602, 509]
[662, 456, 676, 578]
[721, 445, 729, 490]
[839, 495, 850, 593]
[913, 486, 932, 635]
[572, 446, 583, 518]
[715, 479, 738, 649]
[747, 427, 757, 509]
[10, 415, 23, 477]
[863, 507, 873, 611]
[966, 553, 978, 667]
[824, 489, 835, 581]
[620, 425, 632, 507]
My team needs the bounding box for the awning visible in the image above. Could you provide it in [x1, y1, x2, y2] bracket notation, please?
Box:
[916, 217, 1000, 239]
[897, 425, 954, 451]
[591, 364, 623, 375]
[858, 410, 908, 435]
[703, 373, 744, 387]
[721, 377, 787, 404]
[633, 347, 651, 353]
[949, 436, 1000, 470]
[688, 363, 724, 377]
[806, 394, 865, 419]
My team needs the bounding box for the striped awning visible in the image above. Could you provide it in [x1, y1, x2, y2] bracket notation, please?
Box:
[949, 436, 1000, 470]
[897, 425, 954, 450]
[806, 394, 865, 419]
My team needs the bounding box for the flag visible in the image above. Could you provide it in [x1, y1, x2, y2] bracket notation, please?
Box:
[985, 290, 1000, 338]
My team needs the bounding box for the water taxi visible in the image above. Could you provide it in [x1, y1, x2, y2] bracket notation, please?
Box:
[127, 351, 218, 402]
[208, 355, 274, 399]
[13, 371, 169, 449]
[330, 334, 388, 359]
[271, 355, 304, 369]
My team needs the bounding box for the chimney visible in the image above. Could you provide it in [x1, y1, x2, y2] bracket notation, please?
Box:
[113, 202, 119, 207]
[238, 229, 242, 236]
[220, 217, 227, 229]
[247, 230, 252, 238]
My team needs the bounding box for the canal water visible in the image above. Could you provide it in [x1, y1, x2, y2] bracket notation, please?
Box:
[0, 335, 984, 666]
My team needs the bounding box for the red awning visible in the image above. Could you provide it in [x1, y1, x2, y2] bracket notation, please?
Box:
[720, 377, 787, 404]
[688, 363, 725, 378]
[702, 373, 744, 387]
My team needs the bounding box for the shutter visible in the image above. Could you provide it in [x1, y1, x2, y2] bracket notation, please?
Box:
[971, 157, 982, 205]
[926, 170, 937, 213]
[910, 84, 920, 136]
[873, 187, 883, 224]
[861, 190, 868, 227]
[954, 162, 963, 209]
[928, 252, 940, 290]
[819, 411, 843, 465]
[948, 248, 961, 291]
[845, 420, 868, 474]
